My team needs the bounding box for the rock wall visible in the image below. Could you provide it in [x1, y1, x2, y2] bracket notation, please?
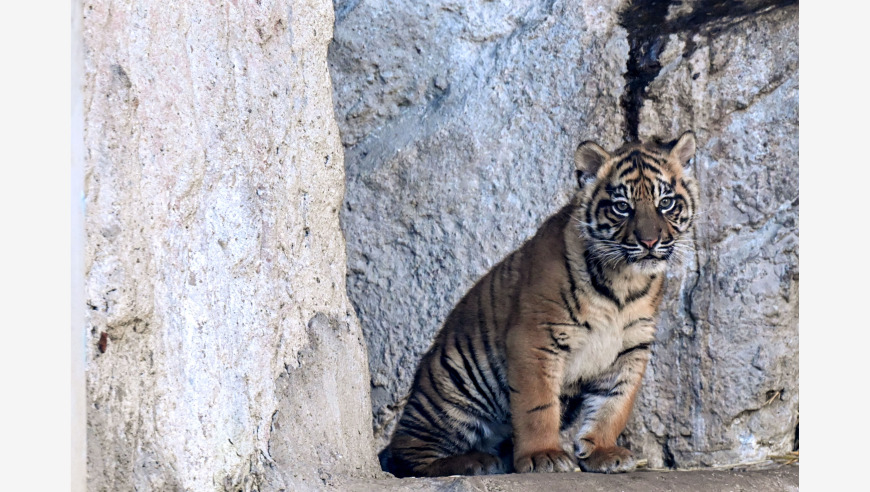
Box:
[625, 1, 799, 467]
[83, 1, 379, 490]
[330, 0, 798, 468]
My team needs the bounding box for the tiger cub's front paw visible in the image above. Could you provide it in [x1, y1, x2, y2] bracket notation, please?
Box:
[514, 449, 575, 473]
[577, 446, 636, 474]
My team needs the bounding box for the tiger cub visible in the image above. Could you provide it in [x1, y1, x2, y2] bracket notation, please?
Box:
[380, 133, 699, 477]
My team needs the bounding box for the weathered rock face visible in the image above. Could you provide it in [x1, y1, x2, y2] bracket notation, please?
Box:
[83, 1, 379, 490]
[330, 0, 631, 444]
[626, 1, 799, 468]
[330, 0, 798, 469]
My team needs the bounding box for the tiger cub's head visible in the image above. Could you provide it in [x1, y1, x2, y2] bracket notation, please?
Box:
[573, 132, 700, 274]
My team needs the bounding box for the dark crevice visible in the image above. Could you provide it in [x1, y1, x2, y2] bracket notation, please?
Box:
[793, 422, 799, 451]
[662, 438, 677, 469]
[619, 0, 671, 142]
[618, 0, 799, 141]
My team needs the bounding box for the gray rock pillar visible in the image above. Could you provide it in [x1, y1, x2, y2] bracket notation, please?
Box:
[82, 0, 379, 489]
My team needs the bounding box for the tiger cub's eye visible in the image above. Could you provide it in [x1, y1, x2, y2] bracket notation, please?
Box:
[658, 197, 674, 210]
[612, 201, 631, 214]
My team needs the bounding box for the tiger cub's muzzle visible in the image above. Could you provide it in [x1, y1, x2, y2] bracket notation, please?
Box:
[623, 205, 674, 263]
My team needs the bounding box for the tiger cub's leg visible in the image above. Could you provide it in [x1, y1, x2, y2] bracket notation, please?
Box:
[387, 390, 506, 477]
[386, 343, 509, 477]
[506, 327, 575, 473]
[569, 347, 651, 473]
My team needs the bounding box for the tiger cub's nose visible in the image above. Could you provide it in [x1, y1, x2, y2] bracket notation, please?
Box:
[635, 232, 659, 250]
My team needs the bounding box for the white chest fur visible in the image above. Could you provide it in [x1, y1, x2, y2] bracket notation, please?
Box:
[562, 313, 622, 384]
[561, 308, 656, 387]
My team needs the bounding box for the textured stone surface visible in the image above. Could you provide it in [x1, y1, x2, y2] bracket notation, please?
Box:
[624, 2, 799, 468]
[337, 467, 799, 492]
[330, 0, 798, 468]
[330, 0, 631, 445]
[83, 1, 379, 490]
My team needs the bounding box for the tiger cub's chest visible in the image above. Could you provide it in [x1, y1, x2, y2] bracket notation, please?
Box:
[561, 307, 657, 386]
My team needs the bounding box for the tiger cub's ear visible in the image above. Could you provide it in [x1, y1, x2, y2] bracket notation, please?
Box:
[574, 141, 610, 187]
[669, 131, 696, 168]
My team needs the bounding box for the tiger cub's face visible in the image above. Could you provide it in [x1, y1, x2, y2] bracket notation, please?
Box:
[574, 132, 700, 275]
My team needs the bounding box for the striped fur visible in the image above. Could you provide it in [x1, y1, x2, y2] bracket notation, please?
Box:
[381, 133, 700, 477]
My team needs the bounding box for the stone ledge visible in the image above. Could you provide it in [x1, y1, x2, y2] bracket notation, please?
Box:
[337, 466, 799, 491]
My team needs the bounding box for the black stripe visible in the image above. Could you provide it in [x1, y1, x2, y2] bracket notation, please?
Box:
[396, 422, 456, 456]
[625, 277, 654, 305]
[564, 253, 582, 306]
[580, 379, 623, 398]
[415, 389, 477, 450]
[536, 345, 561, 356]
[547, 329, 571, 352]
[559, 290, 583, 326]
[610, 183, 629, 197]
[616, 342, 652, 360]
[465, 328, 502, 414]
[585, 181, 606, 229]
[488, 274, 500, 332]
[648, 152, 667, 164]
[618, 162, 638, 178]
[508, 385, 520, 394]
[398, 413, 436, 440]
[580, 383, 610, 397]
[405, 397, 443, 431]
[623, 317, 654, 330]
[394, 427, 437, 448]
[680, 179, 695, 212]
[640, 161, 662, 174]
[455, 333, 500, 417]
[475, 291, 506, 410]
[396, 420, 436, 443]
[583, 250, 622, 307]
[411, 389, 485, 449]
[427, 361, 489, 421]
[552, 342, 571, 353]
[618, 149, 664, 164]
[656, 177, 674, 190]
[484, 279, 509, 398]
[594, 201, 616, 230]
[542, 322, 586, 329]
[642, 150, 667, 165]
[614, 160, 633, 173]
[562, 252, 586, 322]
[439, 349, 491, 415]
[614, 154, 639, 172]
[424, 362, 452, 406]
[504, 253, 516, 280]
[527, 403, 554, 414]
